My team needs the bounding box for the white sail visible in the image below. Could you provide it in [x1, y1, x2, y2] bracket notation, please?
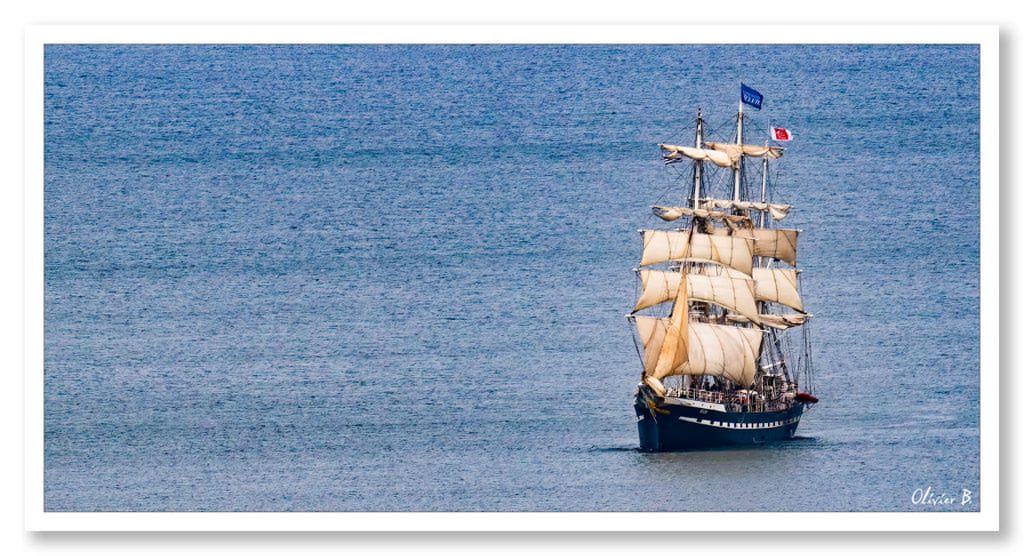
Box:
[640, 229, 754, 275]
[633, 270, 760, 325]
[686, 273, 761, 325]
[653, 275, 690, 378]
[633, 269, 682, 312]
[658, 144, 734, 168]
[633, 316, 762, 387]
[752, 268, 804, 312]
[703, 199, 792, 221]
[731, 228, 799, 265]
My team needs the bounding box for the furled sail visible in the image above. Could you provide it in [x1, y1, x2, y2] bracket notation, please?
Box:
[633, 316, 763, 387]
[651, 205, 751, 226]
[703, 199, 792, 221]
[703, 141, 783, 161]
[639, 229, 754, 275]
[726, 313, 809, 330]
[658, 144, 733, 168]
[752, 268, 804, 312]
[633, 270, 760, 324]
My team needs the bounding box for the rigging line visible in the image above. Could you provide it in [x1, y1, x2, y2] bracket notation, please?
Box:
[709, 113, 736, 137]
[656, 160, 695, 209]
[796, 273, 814, 387]
[766, 160, 791, 206]
[669, 110, 702, 145]
[666, 122, 697, 147]
[743, 113, 770, 140]
[653, 174, 687, 212]
[703, 119, 734, 146]
[629, 318, 645, 371]
[633, 266, 641, 312]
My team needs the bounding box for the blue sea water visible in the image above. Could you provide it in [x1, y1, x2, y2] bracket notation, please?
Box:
[43, 44, 980, 512]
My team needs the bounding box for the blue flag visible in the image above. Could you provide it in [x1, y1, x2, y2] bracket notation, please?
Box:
[740, 83, 763, 110]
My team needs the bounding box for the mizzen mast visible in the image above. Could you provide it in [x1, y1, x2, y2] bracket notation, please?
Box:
[759, 140, 769, 229]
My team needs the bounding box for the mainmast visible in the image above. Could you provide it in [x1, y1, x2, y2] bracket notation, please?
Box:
[693, 109, 703, 209]
[732, 100, 743, 201]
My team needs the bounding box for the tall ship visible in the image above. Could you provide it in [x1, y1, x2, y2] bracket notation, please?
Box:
[629, 85, 818, 451]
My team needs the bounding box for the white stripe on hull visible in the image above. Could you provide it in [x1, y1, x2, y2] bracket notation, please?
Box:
[660, 397, 728, 412]
[678, 416, 801, 430]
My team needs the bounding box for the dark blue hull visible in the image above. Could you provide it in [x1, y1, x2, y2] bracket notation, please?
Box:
[634, 388, 804, 451]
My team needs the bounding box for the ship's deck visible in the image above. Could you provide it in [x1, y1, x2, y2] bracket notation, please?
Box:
[662, 386, 796, 413]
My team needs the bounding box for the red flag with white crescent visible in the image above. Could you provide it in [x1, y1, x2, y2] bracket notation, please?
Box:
[770, 127, 792, 141]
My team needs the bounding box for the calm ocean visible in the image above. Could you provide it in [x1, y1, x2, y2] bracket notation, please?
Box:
[44, 44, 980, 512]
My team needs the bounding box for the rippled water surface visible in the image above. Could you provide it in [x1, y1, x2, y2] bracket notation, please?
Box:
[44, 44, 980, 511]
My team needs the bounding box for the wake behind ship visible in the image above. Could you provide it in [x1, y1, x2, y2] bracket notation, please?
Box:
[628, 84, 818, 451]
